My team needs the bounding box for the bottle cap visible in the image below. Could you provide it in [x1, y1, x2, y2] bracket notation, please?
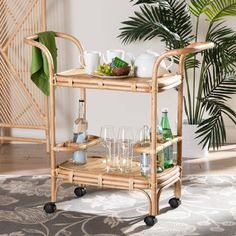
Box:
[162, 108, 168, 113]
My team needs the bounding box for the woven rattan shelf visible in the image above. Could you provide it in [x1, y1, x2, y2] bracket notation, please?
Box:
[56, 157, 181, 191]
[54, 135, 101, 152]
[24, 32, 214, 226]
[134, 136, 182, 154]
[55, 68, 182, 93]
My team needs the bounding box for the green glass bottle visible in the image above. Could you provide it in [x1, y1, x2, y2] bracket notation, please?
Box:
[156, 124, 164, 173]
[160, 108, 174, 169]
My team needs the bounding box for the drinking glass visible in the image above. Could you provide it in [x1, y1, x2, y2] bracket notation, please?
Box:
[117, 126, 134, 173]
[100, 126, 119, 172]
[139, 125, 151, 176]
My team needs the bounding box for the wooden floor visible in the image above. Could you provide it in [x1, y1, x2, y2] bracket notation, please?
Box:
[0, 143, 236, 175]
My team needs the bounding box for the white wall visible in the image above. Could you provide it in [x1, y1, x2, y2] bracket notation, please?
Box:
[44, 0, 178, 142]
[12, 0, 236, 143]
[49, 0, 236, 142]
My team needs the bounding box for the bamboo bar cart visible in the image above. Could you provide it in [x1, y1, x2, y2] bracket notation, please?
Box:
[25, 32, 214, 226]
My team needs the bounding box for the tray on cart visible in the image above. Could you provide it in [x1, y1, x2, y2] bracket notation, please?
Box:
[134, 136, 182, 154]
[55, 69, 182, 93]
[54, 135, 102, 152]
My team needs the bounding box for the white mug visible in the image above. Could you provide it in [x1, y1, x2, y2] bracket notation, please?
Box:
[84, 50, 101, 74]
[103, 49, 125, 64]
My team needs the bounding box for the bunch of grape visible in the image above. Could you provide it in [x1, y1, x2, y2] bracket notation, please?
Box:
[97, 57, 129, 75]
[97, 64, 113, 75]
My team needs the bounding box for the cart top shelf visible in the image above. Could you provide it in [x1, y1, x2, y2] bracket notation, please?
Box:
[54, 68, 182, 93]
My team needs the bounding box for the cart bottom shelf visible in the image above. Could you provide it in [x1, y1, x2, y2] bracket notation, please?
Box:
[56, 156, 181, 190]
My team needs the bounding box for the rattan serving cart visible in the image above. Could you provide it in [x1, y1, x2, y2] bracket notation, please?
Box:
[25, 32, 214, 226]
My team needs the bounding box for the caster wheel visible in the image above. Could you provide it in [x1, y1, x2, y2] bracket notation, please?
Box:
[169, 197, 181, 209]
[74, 187, 86, 197]
[144, 215, 157, 226]
[44, 202, 56, 213]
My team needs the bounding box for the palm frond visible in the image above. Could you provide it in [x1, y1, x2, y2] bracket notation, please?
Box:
[119, 0, 194, 47]
[193, 19, 236, 148]
[203, 0, 236, 22]
[131, 0, 158, 4]
[203, 23, 236, 87]
[203, 68, 236, 102]
[205, 23, 236, 73]
[131, 0, 170, 8]
[119, 6, 179, 44]
[184, 54, 200, 69]
[196, 113, 225, 149]
[196, 100, 236, 149]
[188, 0, 212, 17]
[184, 96, 190, 121]
[170, 0, 194, 46]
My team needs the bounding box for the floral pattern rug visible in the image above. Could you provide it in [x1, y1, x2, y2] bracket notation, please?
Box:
[0, 175, 236, 236]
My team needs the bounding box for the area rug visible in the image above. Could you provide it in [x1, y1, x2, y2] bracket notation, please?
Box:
[0, 175, 236, 236]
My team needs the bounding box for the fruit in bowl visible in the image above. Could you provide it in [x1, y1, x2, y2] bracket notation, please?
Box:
[96, 57, 131, 76]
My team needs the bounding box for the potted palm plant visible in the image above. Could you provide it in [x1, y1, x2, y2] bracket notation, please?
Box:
[119, 0, 236, 152]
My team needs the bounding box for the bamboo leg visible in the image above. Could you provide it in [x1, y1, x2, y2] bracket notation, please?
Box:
[175, 142, 182, 199]
[72, 89, 87, 189]
[174, 179, 182, 199]
[51, 176, 57, 202]
[150, 169, 158, 216]
[150, 86, 158, 216]
[45, 129, 50, 153]
[50, 79, 57, 202]
[45, 96, 50, 153]
[43, 0, 49, 153]
[156, 188, 163, 214]
[176, 77, 183, 166]
[175, 64, 184, 199]
[136, 189, 152, 215]
[80, 88, 86, 101]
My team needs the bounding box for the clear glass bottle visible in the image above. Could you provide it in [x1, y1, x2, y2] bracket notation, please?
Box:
[73, 99, 88, 165]
[160, 108, 174, 169]
[139, 125, 151, 176]
[156, 124, 164, 173]
[73, 99, 88, 142]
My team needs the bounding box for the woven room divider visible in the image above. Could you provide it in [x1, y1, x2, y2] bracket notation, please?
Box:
[0, 0, 49, 149]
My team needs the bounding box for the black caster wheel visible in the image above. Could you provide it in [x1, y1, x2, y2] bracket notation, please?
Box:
[44, 202, 56, 213]
[74, 187, 86, 197]
[169, 197, 181, 209]
[144, 215, 157, 226]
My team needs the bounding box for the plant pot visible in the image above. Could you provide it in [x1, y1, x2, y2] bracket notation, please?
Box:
[182, 123, 208, 158]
